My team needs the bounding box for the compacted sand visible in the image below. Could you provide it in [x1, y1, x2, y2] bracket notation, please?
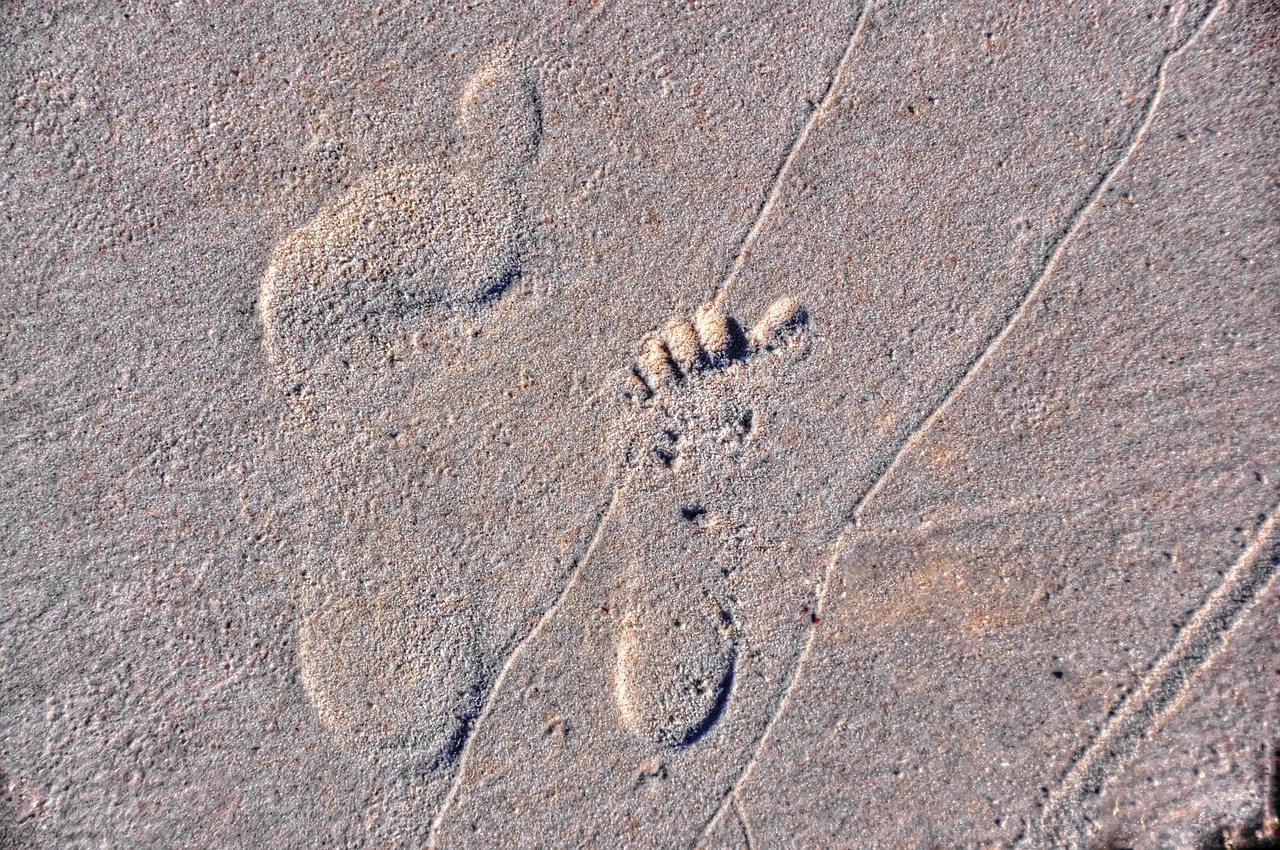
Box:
[1, 2, 1277, 848]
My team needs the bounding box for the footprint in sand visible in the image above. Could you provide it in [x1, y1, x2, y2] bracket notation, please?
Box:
[423, 245, 816, 848]
[258, 47, 547, 772]
[613, 297, 808, 749]
[259, 31, 809, 821]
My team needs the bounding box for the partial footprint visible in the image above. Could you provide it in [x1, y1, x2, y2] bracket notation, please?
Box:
[613, 298, 808, 748]
[260, 50, 541, 420]
[614, 553, 736, 749]
[259, 48, 547, 774]
[295, 575, 485, 768]
[455, 42, 542, 179]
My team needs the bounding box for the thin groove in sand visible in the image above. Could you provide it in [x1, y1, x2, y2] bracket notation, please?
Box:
[711, 0, 870, 309]
[1027, 507, 1279, 849]
[694, 2, 1222, 843]
[427, 477, 631, 844]
[733, 794, 758, 850]
[852, 0, 1220, 522]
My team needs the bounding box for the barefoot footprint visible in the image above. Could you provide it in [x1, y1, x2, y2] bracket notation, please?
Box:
[613, 297, 808, 748]
[261, 43, 539, 417]
[258, 47, 548, 773]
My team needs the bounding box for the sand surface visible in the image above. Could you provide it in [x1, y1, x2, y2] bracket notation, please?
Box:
[1, 1, 1277, 848]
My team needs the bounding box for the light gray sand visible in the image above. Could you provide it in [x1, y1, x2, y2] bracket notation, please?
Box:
[1, 2, 1277, 848]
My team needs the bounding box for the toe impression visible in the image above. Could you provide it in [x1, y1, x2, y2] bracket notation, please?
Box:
[748, 296, 807, 350]
[694, 303, 734, 363]
[456, 44, 542, 181]
[662, 316, 704, 374]
[631, 297, 806, 396]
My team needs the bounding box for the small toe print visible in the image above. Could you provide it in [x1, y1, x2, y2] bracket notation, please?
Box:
[749, 296, 808, 350]
[638, 335, 678, 390]
[662, 316, 703, 374]
[694, 304, 732, 362]
[611, 299, 807, 753]
[631, 297, 806, 400]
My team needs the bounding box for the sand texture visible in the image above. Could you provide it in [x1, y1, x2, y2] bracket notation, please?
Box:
[1, 1, 1277, 848]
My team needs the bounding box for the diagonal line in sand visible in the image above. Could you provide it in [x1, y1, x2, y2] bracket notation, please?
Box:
[733, 793, 758, 850]
[695, 1, 1226, 844]
[426, 476, 630, 844]
[711, 0, 873, 308]
[1026, 508, 1280, 850]
[848, 1, 1221, 527]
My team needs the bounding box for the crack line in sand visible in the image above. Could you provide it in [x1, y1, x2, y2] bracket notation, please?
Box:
[1028, 507, 1280, 849]
[693, 2, 1223, 844]
[427, 477, 630, 844]
[711, 0, 871, 308]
